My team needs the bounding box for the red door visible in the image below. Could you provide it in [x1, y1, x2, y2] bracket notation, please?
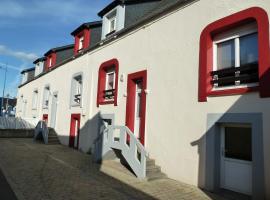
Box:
[69, 114, 81, 149]
[42, 114, 48, 124]
[125, 70, 147, 145]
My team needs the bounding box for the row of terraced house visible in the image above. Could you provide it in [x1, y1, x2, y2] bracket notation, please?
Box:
[16, 0, 270, 199]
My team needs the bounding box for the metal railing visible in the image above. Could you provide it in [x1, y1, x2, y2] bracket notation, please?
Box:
[0, 117, 38, 129]
[211, 62, 258, 88]
[96, 125, 147, 179]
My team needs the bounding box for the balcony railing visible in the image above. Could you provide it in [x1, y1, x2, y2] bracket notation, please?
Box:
[211, 62, 258, 88]
[103, 89, 115, 100]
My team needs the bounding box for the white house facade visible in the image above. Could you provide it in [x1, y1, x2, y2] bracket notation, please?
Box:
[16, 0, 270, 199]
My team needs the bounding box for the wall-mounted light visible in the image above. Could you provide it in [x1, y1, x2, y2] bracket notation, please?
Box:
[144, 89, 150, 94]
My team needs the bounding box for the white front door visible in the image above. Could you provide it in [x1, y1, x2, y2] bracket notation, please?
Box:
[134, 81, 142, 139]
[220, 125, 252, 195]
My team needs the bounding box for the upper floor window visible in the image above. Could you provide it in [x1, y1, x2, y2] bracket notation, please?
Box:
[21, 73, 28, 84]
[48, 57, 53, 68]
[212, 23, 259, 89]
[32, 90, 38, 110]
[43, 86, 50, 109]
[71, 74, 83, 106]
[97, 59, 119, 106]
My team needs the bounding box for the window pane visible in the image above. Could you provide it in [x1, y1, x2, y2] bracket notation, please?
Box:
[240, 33, 258, 65]
[107, 73, 114, 90]
[217, 39, 235, 70]
[225, 127, 252, 161]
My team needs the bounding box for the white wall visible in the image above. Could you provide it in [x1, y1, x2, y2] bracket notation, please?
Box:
[17, 0, 270, 197]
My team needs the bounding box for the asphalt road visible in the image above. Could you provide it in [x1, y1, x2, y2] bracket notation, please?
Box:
[0, 168, 17, 200]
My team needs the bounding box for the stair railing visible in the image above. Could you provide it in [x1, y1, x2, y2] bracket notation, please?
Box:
[34, 120, 49, 144]
[101, 125, 147, 179]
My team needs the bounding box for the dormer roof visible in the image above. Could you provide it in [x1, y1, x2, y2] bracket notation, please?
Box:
[21, 67, 35, 74]
[97, 0, 161, 17]
[33, 57, 46, 64]
[71, 21, 102, 36]
[44, 44, 74, 56]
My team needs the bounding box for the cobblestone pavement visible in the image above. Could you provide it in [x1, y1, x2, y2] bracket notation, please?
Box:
[0, 138, 226, 200]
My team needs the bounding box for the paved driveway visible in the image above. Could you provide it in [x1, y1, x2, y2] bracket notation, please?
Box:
[0, 138, 225, 200]
[0, 168, 17, 200]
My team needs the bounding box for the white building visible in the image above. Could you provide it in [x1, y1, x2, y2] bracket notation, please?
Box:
[17, 0, 270, 199]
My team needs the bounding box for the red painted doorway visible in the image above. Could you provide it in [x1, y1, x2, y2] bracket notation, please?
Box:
[125, 70, 147, 145]
[69, 114, 81, 149]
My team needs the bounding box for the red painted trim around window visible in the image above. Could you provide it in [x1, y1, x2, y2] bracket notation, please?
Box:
[199, 7, 270, 102]
[125, 70, 147, 146]
[96, 59, 119, 107]
[74, 29, 91, 55]
[45, 53, 56, 71]
[42, 114, 48, 124]
[69, 113, 81, 149]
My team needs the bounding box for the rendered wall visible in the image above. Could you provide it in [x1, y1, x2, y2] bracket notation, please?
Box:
[17, 0, 270, 197]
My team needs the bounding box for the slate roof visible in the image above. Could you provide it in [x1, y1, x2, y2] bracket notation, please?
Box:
[44, 44, 74, 56]
[21, 67, 35, 74]
[33, 57, 46, 64]
[71, 21, 102, 36]
[98, 0, 161, 17]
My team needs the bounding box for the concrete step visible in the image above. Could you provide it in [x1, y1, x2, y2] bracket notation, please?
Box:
[146, 158, 155, 167]
[146, 165, 161, 174]
[146, 172, 167, 181]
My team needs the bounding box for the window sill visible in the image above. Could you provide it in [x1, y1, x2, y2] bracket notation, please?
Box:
[42, 106, 48, 110]
[98, 100, 115, 106]
[208, 86, 259, 97]
[70, 104, 81, 107]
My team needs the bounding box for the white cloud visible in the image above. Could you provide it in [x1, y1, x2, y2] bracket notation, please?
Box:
[0, 45, 38, 62]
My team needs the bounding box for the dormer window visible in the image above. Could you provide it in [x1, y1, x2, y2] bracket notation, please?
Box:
[78, 36, 84, 51]
[71, 74, 83, 106]
[48, 57, 52, 68]
[101, 5, 125, 39]
[108, 12, 117, 34]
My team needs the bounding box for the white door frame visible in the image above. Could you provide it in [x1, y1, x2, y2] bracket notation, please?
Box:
[220, 124, 252, 195]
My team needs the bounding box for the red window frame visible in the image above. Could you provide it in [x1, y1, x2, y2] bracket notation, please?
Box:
[45, 52, 56, 71]
[42, 114, 48, 124]
[74, 29, 90, 55]
[198, 7, 270, 102]
[96, 59, 119, 107]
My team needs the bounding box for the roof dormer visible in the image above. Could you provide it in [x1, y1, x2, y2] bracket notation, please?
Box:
[98, 2, 125, 39]
[71, 21, 102, 55]
[44, 44, 74, 72]
[33, 57, 46, 77]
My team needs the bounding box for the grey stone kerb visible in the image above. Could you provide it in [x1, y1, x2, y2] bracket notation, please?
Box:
[205, 113, 264, 200]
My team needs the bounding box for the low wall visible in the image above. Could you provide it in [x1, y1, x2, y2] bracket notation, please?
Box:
[0, 129, 34, 138]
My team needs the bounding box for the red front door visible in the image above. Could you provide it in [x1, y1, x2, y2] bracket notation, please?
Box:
[69, 114, 81, 149]
[42, 114, 48, 124]
[125, 70, 147, 145]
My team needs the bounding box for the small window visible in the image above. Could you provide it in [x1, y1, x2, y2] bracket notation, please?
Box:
[212, 24, 259, 89]
[43, 86, 50, 109]
[106, 10, 117, 37]
[48, 57, 52, 68]
[97, 59, 119, 106]
[78, 36, 84, 51]
[71, 74, 83, 106]
[32, 90, 38, 110]
[109, 16, 116, 33]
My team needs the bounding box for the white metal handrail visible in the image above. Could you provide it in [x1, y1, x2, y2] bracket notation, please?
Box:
[102, 125, 147, 179]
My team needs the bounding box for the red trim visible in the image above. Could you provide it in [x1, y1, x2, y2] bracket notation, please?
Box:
[74, 29, 91, 55]
[42, 114, 48, 124]
[199, 7, 270, 102]
[125, 70, 147, 146]
[96, 59, 119, 107]
[45, 53, 56, 71]
[69, 113, 81, 149]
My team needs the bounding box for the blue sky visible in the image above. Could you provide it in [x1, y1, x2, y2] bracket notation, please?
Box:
[0, 0, 111, 98]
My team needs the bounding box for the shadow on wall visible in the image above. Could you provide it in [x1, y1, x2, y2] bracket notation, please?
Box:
[191, 85, 269, 199]
[39, 113, 158, 199]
